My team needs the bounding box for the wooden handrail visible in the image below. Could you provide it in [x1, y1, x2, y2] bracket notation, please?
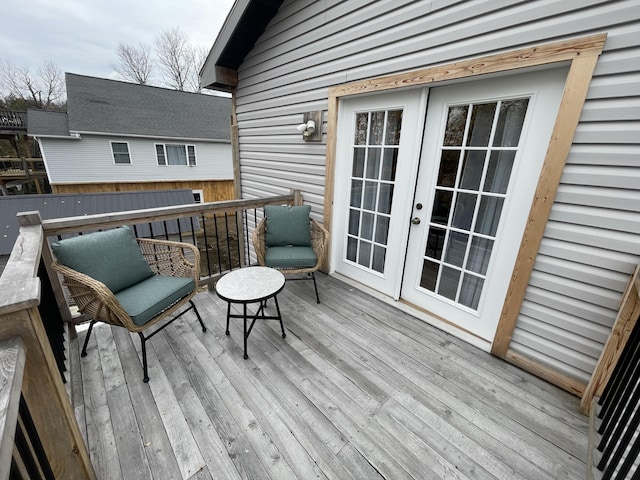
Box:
[38, 193, 296, 236]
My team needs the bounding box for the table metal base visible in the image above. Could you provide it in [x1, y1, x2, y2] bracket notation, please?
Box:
[225, 296, 286, 359]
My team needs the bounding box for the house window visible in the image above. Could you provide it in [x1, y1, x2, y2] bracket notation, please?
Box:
[192, 189, 204, 203]
[155, 144, 197, 166]
[111, 142, 131, 164]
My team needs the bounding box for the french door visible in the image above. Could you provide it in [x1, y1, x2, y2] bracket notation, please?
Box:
[332, 89, 428, 297]
[333, 67, 567, 341]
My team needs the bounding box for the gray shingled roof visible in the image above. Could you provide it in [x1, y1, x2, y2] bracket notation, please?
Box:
[27, 110, 71, 137]
[0, 190, 198, 255]
[29, 73, 231, 140]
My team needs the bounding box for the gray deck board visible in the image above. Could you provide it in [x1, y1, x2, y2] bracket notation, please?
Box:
[70, 273, 588, 480]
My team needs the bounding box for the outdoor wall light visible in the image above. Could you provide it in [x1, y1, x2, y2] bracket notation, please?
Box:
[296, 111, 322, 141]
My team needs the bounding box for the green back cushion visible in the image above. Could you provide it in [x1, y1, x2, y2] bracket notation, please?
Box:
[52, 225, 154, 293]
[264, 205, 312, 247]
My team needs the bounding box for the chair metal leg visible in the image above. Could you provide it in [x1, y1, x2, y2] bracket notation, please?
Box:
[190, 300, 206, 332]
[138, 332, 149, 383]
[225, 302, 231, 335]
[274, 295, 286, 339]
[80, 320, 97, 357]
[311, 272, 320, 304]
[243, 304, 249, 359]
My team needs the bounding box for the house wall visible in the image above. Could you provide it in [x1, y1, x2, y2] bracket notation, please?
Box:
[39, 134, 233, 184]
[231, 0, 640, 387]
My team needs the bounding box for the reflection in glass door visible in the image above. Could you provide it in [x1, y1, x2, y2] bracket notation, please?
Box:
[421, 99, 529, 309]
[346, 109, 403, 274]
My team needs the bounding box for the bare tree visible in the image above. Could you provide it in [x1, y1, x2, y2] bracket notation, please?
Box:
[187, 45, 209, 93]
[0, 57, 64, 110]
[113, 43, 154, 85]
[154, 27, 193, 91]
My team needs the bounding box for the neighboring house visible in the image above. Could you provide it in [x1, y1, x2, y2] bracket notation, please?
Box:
[0, 110, 49, 195]
[201, 0, 640, 396]
[28, 73, 235, 203]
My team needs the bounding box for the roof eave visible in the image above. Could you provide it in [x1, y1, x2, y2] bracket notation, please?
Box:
[200, 0, 284, 90]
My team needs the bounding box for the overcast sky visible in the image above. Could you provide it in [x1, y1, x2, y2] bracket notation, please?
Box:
[2, 0, 235, 82]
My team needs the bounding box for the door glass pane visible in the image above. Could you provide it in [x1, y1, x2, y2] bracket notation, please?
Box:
[361, 212, 374, 240]
[385, 110, 403, 145]
[467, 103, 496, 147]
[358, 241, 371, 267]
[466, 237, 493, 275]
[348, 209, 360, 236]
[493, 99, 529, 147]
[369, 111, 385, 145]
[451, 192, 476, 230]
[347, 237, 357, 262]
[443, 105, 468, 146]
[431, 190, 453, 225]
[459, 274, 484, 309]
[459, 151, 485, 190]
[426, 227, 446, 260]
[475, 196, 504, 236]
[438, 266, 460, 300]
[484, 151, 515, 194]
[350, 180, 362, 207]
[421, 97, 529, 310]
[375, 216, 390, 244]
[372, 246, 386, 273]
[378, 184, 393, 214]
[346, 108, 404, 275]
[381, 149, 398, 181]
[420, 260, 439, 291]
[352, 148, 365, 177]
[437, 150, 459, 187]
[366, 149, 381, 179]
[354, 113, 368, 145]
[363, 181, 378, 210]
[444, 232, 468, 268]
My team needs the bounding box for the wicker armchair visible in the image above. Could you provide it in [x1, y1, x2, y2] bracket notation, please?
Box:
[252, 206, 329, 303]
[51, 226, 206, 382]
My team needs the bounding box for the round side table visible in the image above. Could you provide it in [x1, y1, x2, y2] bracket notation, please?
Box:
[215, 266, 286, 359]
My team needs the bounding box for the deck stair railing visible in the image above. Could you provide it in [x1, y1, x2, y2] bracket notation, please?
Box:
[589, 314, 640, 480]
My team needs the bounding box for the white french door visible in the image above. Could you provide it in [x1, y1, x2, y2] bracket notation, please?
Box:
[333, 67, 567, 341]
[331, 89, 428, 297]
[402, 68, 567, 341]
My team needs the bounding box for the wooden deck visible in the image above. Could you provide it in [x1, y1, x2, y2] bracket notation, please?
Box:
[67, 273, 588, 480]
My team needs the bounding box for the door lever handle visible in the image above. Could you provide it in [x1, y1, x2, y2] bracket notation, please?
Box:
[411, 217, 421, 225]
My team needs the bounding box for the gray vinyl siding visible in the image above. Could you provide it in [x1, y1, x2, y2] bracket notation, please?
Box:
[39, 135, 233, 183]
[232, 0, 640, 384]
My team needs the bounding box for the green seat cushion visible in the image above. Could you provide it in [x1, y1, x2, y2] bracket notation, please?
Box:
[265, 246, 317, 269]
[52, 226, 154, 293]
[264, 205, 312, 247]
[115, 276, 195, 326]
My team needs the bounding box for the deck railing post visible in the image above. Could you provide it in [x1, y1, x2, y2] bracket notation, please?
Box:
[17, 212, 74, 326]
